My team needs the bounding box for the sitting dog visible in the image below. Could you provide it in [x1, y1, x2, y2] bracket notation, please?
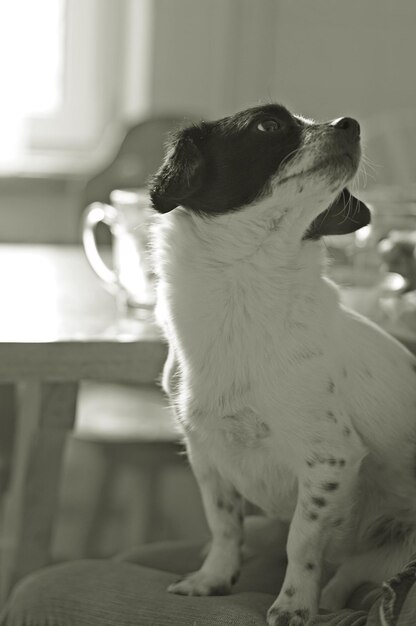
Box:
[149, 104, 416, 626]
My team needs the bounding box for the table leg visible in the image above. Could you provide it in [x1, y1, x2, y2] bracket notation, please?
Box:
[0, 381, 78, 600]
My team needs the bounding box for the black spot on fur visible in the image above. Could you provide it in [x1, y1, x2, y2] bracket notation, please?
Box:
[327, 410, 337, 422]
[308, 453, 343, 467]
[284, 585, 296, 597]
[322, 482, 339, 491]
[295, 609, 311, 621]
[311, 496, 327, 507]
[305, 562, 315, 570]
[307, 510, 319, 521]
[231, 571, 240, 585]
[217, 498, 234, 514]
[368, 517, 414, 548]
[258, 421, 271, 438]
[333, 517, 344, 527]
[343, 426, 351, 436]
[328, 379, 335, 393]
[222, 529, 234, 540]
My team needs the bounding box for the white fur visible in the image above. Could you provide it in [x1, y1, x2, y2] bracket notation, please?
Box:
[150, 133, 416, 625]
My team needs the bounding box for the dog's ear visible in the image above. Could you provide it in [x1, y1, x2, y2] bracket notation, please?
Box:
[304, 189, 371, 240]
[149, 129, 206, 213]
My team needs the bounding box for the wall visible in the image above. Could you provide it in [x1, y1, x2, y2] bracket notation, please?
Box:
[271, 0, 416, 120]
[148, 0, 416, 185]
[148, 0, 278, 118]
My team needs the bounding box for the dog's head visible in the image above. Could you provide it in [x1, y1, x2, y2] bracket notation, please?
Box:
[150, 104, 370, 240]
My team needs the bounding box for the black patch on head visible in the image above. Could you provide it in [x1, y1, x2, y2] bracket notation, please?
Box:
[328, 379, 335, 393]
[150, 104, 302, 215]
[304, 188, 371, 240]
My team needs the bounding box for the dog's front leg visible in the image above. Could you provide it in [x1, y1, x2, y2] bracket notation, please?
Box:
[267, 441, 366, 626]
[168, 436, 244, 596]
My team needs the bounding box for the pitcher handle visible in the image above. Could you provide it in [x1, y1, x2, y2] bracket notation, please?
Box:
[82, 202, 118, 292]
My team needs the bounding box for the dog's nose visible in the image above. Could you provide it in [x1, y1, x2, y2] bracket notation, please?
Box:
[331, 117, 360, 139]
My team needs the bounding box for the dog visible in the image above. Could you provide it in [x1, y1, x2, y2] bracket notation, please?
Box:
[148, 103, 416, 626]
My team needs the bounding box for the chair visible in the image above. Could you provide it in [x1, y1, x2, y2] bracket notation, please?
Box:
[82, 114, 196, 244]
[66, 114, 202, 557]
[62, 382, 188, 558]
[3, 516, 406, 626]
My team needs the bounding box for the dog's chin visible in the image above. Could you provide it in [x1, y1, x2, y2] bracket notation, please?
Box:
[277, 151, 359, 191]
[314, 152, 360, 184]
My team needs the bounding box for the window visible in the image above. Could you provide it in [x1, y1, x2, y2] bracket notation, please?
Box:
[0, 0, 65, 164]
[0, 0, 127, 167]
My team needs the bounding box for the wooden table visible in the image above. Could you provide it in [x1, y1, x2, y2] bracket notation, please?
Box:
[0, 244, 167, 598]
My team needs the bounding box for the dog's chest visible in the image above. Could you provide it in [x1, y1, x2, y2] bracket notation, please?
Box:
[154, 216, 336, 511]
[162, 243, 333, 417]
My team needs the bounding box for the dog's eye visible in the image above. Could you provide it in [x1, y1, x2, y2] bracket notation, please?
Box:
[257, 119, 281, 133]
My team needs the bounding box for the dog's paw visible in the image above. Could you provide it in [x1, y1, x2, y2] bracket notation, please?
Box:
[167, 570, 232, 596]
[267, 604, 311, 626]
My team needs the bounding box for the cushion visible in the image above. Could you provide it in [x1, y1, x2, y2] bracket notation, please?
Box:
[1, 524, 416, 625]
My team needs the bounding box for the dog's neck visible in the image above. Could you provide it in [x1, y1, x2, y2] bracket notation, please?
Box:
[152, 202, 330, 314]
[152, 203, 339, 410]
